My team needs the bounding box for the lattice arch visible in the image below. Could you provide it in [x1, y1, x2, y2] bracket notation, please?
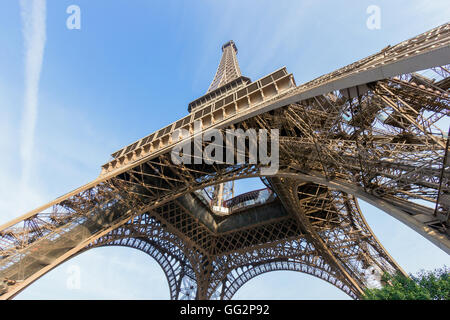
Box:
[87, 238, 183, 299]
[86, 237, 357, 300]
[219, 259, 357, 300]
[86, 228, 201, 300]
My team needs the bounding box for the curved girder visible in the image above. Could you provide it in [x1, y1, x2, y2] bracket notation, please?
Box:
[85, 230, 361, 299]
[88, 237, 193, 300]
[221, 259, 357, 300]
[51, 235, 358, 300]
[0, 168, 443, 299]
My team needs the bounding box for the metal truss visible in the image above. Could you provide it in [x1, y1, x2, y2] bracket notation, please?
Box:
[0, 23, 449, 300]
[207, 40, 243, 93]
[85, 196, 364, 299]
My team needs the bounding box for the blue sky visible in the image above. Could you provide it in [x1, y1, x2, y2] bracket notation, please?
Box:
[0, 0, 449, 299]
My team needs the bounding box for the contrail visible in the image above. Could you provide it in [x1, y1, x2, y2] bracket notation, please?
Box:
[19, 0, 46, 186]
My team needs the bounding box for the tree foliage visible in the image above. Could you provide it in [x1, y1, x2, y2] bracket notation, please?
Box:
[362, 266, 450, 300]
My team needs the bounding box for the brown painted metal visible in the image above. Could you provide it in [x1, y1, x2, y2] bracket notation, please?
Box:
[0, 22, 449, 300]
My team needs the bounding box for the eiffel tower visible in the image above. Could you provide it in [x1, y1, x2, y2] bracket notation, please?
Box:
[1, 24, 449, 300]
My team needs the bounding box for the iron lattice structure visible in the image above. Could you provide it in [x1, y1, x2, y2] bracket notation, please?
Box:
[1, 24, 449, 300]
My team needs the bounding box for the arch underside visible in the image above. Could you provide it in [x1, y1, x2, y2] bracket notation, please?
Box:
[83, 179, 403, 300]
[0, 165, 408, 299]
[88, 232, 359, 300]
[87, 236, 192, 300]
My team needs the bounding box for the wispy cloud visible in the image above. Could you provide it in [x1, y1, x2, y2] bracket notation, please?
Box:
[19, 0, 46, 186]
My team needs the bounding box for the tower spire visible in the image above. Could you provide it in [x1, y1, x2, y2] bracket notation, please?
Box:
[187, 40, 250, 113]
[207, 40, 242, 93]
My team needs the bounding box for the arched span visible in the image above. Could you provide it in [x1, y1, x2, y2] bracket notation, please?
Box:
[8, 230, 194, 300]
[227, 261, 355, 299]
[85, 236, 189, 300]
[8, 238, 178, 300]
[0, 167, 439, 299]
[219, 258, 357, 300]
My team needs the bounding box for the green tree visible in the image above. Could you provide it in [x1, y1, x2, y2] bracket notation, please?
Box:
[362, 266, 449, 300]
